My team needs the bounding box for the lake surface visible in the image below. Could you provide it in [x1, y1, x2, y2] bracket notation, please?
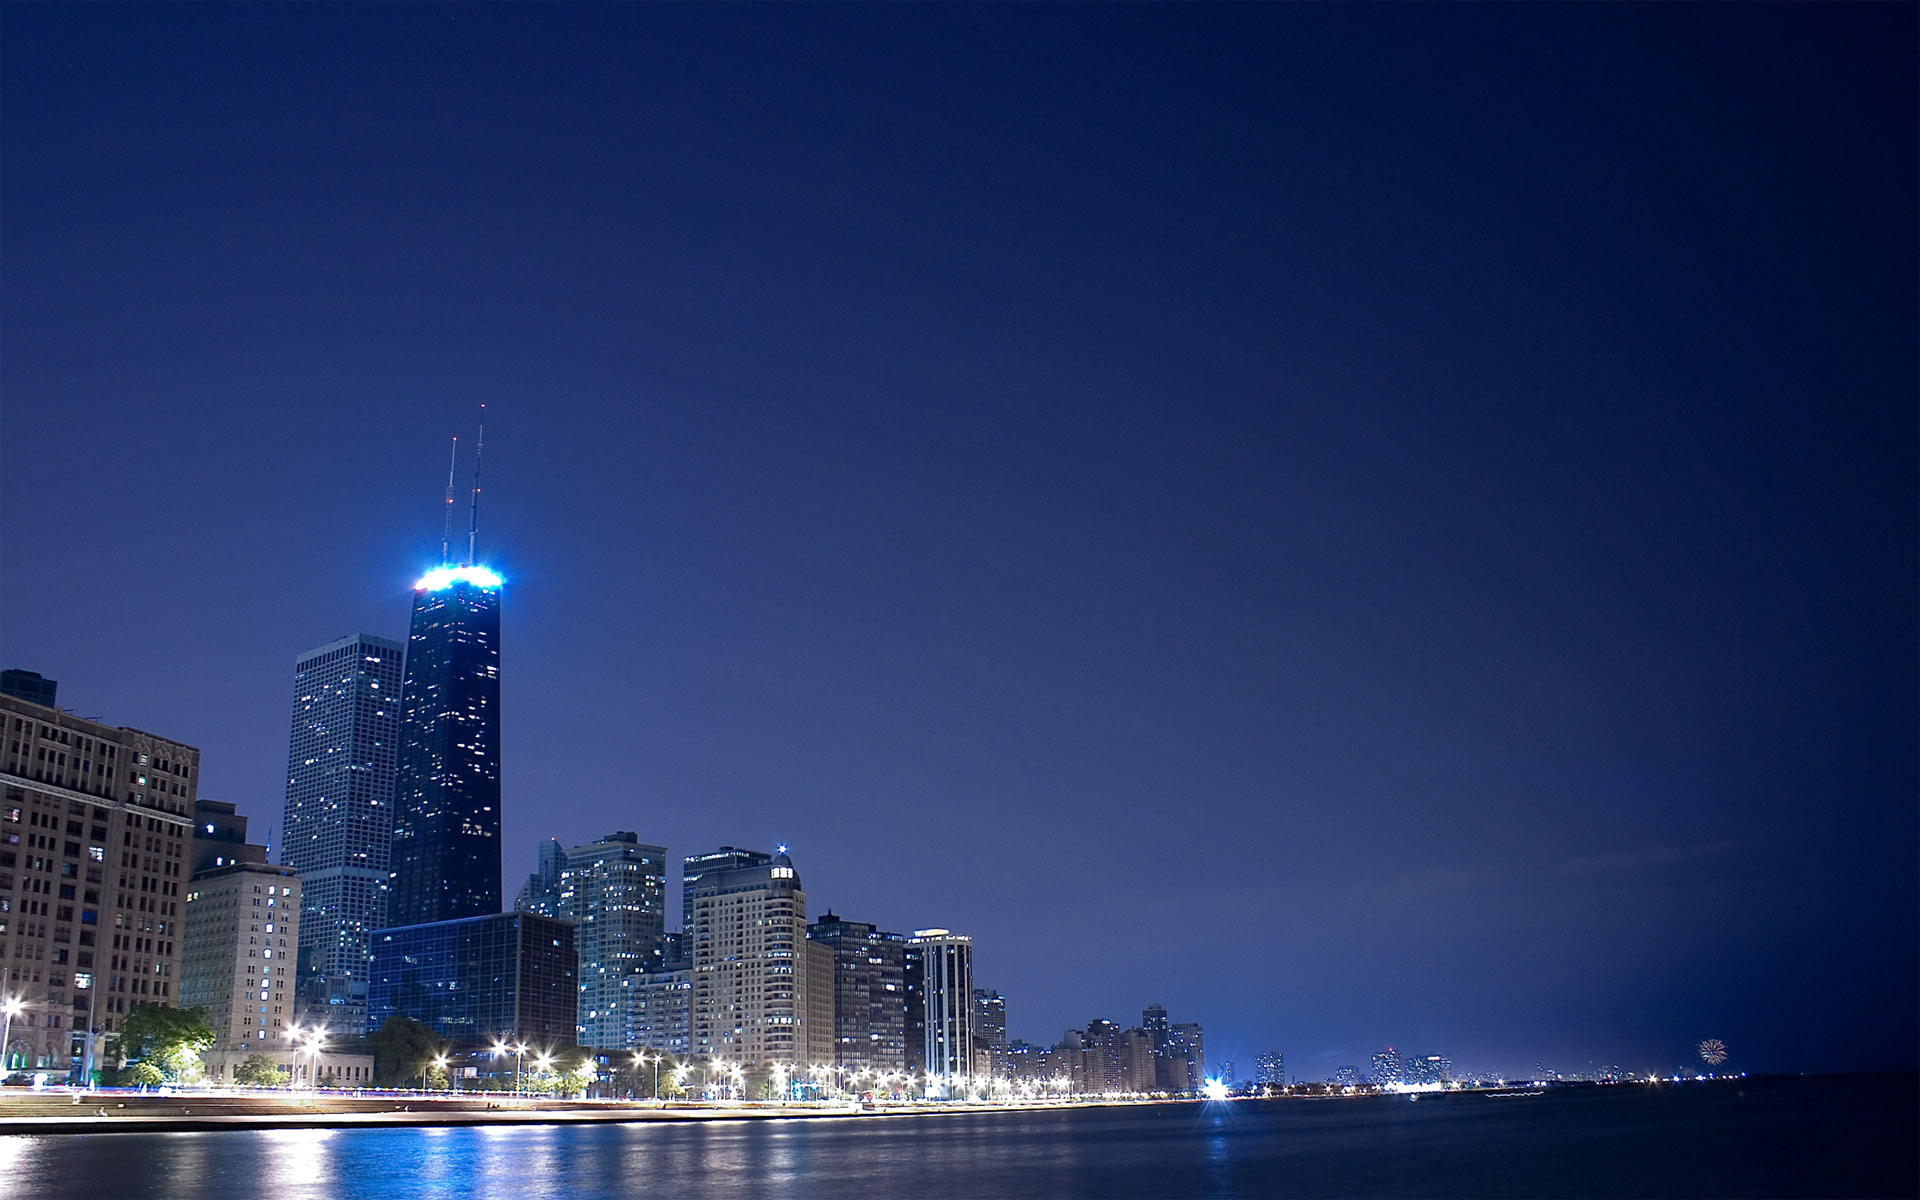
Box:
[4, 1074, 1914, 1198]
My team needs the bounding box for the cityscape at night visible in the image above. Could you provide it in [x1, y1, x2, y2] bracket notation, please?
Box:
[0, 3, 1913, 1196]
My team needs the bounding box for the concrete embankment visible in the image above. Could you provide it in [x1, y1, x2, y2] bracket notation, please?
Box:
[0, 1091, 1124, 1135]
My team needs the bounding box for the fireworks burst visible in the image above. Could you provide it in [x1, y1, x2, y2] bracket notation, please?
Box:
[1698, 1039, 1728, 1066]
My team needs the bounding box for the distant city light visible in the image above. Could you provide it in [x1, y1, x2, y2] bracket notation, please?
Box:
[415, 564, 504, 591]
[1203, 1078, 1229, 1101]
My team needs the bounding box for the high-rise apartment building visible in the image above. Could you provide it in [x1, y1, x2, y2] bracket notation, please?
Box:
[280, 633, 403, 1028]
[1371, 1046, 1401, 1086]
[517, 831, 667, 1050]
[807, 911, 906, 1074]
[904, 928, 974, 1090]
[387, 565, 503, 926]
[1169, 1021, 1205, 1092]
[682, 846, 771, 923]
[686, 847, 830, 1077]
[631, 934, 692, 1060]
[1402, 1052, 1451, 1085]
[1119, 1027, 1157, 1092]
[0, 689, 197, 1080]
[1255, 1051, 1285, 1086]
[181, 800, 302, 1053]
[971, 987, 1006, 1079]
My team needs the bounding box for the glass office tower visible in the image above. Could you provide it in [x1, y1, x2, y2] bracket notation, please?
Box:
[387, 564, 503, 927]
[281, 633, 404, 1027]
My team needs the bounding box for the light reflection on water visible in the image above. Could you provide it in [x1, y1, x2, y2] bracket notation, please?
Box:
[8, 1078, 1914, 1200]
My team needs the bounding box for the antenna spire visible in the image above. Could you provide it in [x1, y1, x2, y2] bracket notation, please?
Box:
[467, 405, 485, 566]
[441, 437, 459, 565]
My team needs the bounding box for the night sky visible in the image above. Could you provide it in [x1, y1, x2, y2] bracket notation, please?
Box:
[3, 5, 1913, 1081]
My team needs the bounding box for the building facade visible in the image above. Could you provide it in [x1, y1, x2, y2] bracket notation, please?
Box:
[807, 911, 906, 1074]
[630, 964, 691, 1059]
[366, 911, 577, 1048]
[1402, 1052, 1451, 1085]
[1371, 1046, 1401, 1087]
[687, 848, 829, 1077]
[516, 831, 667, 1050]
[278, 625, 401, 1029]
[904, 929, 974, 1089]
[971, 987, 1006, 1079]
[1169, 1021, 1205, 1092]
[682, 846, 770, 922]
[387, 566, 503, 927]
[1255, 1051, 1285, 1087]
[0, 689, 197, 1080]
[279, 633, 404, 1028]
[1119, 1027, 1158, 1092]
[181, 858, 302, 1050]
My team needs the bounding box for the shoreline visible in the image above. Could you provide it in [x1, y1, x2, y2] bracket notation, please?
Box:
[0, 1074, 1844, 1138]
[0, 1092, 1178, 1136]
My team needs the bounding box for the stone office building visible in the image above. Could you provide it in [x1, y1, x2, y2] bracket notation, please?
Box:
[0, 684, 197, 1080]
[181, 800, 304, 1050]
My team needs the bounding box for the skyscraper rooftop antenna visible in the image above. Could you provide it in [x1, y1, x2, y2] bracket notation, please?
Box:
[467, 405, 485, 566]
[441, 437, 459, 566]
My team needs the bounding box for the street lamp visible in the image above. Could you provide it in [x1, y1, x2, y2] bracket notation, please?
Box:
[431, 1054, 449, 1094]
[490, 1040, 509, 1093]
[0, 996, 21, 1076]
[515, 1042, 528, 1095]
[288, 1027, 325, 1089]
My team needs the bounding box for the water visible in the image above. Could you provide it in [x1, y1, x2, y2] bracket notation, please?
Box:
[3, 1074, 1913, 1198]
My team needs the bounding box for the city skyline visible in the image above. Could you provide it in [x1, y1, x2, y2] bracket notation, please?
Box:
[1, 4, 1913, 1082]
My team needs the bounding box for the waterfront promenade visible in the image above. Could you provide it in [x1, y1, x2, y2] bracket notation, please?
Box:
[0, 1089, 1127, 1135]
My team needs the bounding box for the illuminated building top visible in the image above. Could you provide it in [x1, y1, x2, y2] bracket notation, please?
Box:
[414, 564, 504, 592]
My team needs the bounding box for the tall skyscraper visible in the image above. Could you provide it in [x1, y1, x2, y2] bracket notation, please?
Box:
[1372, 1046, 1402, 1087]
[904, 928, 974, 1091]
[808, 911, 907, 1074]
[1170, 1021, 1206, 1092]
[1255, 1051, 1286, 1086]
[387, 564, 503, 926]
[971, 987, 1006, 1078]
[1403, 1052, 1451, 1085]
[1119, 1027, 1157, 1092]
[516, 831, 667, 1050]
[686, 847, 830, 1078]
[280, 633, 403, 1027]
[682, 846, 771, 922]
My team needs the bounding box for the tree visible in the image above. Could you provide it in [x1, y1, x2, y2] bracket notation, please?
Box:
[559, 1057, 597, 1098]
[364, 1015, 448, 1088]
[234, 1054, 290, 1088]
[125, 1061, 166, 1088]
[109, 1004, 216, 1083]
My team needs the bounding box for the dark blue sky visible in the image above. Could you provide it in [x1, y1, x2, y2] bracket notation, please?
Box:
[3, 5, 1913, 1079]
